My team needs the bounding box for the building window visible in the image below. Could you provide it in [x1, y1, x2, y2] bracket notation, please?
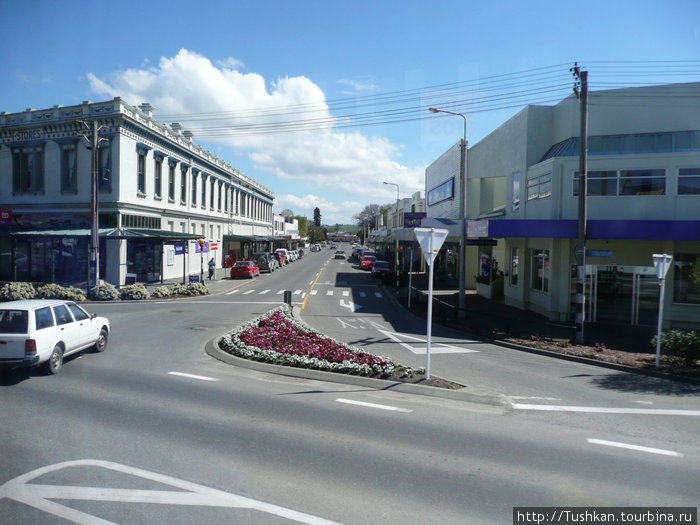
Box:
[98, 142, 111, 191]
[224, 186, 228, 212]
[191, 172, 198, 206]
[168, 163, 176, 201]
[60, 142, 78, 192]
[574, 169, 666, 196]
[619, 169, 665, 195]
[137, 151, 146, 195]
[510, 247, 519, 286]
[673, 254, 700, 304]
[210, 179, 215, 209]
[154, 157, 162, 198]
[512, 171, 520, 211]
[530, 249, 549, 292]
[12, 144, 45, 193]
[527, 173, 551, 201]
[180, 166, 188, 204]
[217, 183, 222, 211]
[201, 176, 207, 208]
[678, 168, 700, 195]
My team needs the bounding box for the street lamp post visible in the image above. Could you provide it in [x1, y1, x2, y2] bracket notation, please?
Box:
[383, 181, 400, 290]
[429, 107, 467, 318]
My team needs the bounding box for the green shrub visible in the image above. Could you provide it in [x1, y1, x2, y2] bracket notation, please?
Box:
[651, 330, 700, 366]
[120, 284, 150, 300]
[36, 283, 86, 302]
[0, 282, 37, 301]
[90, 283, 120, 301]
[151, 286, 174, 299]
[182, 282, 209, 296]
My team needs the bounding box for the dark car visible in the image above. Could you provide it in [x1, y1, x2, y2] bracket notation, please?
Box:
[252, 252, 276, 273]
[371, 260, 392, 278]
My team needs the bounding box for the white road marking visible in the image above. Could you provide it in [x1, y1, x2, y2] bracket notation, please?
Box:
[342, 291, 350, 297]
[326, 290, 334, 296]
[259, 289, 270, 295]
[0, 460, 343, 525]
[336, 398, 412, 413]
[632, 400, 654, 405]
[225, 290, 239, 295]
[339, 300, 362, 312]
[377, 329, 479, 354]
[511, 404, 700, 416]
[277, 290, 285, 294]
[168, 372, 219, 382]
[310, 290, 318, 295]
[510, 396, 562, 401]
[294, 290, 302, 295]
[359, 291, 366, 298]
[375, 292, 382, 298]
[242, 290, 255, 295]
[587, 438, 683, 457]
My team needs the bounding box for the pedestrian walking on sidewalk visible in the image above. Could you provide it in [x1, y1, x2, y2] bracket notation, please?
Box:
[208, 258, 216, 280]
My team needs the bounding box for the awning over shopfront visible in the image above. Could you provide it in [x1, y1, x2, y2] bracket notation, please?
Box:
[468, 219, 700, 241]
[12, 227, 201, 241]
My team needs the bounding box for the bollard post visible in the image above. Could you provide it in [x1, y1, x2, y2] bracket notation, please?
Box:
[283, 290, 292, 305]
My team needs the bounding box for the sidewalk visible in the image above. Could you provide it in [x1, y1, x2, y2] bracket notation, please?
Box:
[399, 272, 656, 354]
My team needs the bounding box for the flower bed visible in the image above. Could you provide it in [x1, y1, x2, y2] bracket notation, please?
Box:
[219, 305, 424, 379]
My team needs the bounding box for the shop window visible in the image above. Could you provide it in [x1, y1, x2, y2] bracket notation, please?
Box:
[510, 247, 519, 286]
[573, 171, 617, 196]
[619, 169, 665, 195]
[673, 254, 700, 304]
[678, 168, 700, 195]
[530, 249, 550, 293]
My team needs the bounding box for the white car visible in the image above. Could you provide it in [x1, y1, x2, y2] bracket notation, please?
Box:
[0, 299, 110, 375]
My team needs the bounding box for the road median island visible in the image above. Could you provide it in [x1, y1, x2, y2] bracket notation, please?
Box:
[205, 304, 508, 406]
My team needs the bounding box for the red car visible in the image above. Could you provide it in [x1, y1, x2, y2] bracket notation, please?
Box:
[230, 261, 260, 279]
[361, 255, 376, 270]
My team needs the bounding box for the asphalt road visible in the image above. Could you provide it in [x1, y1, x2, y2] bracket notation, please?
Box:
[1, 246, 698, 524]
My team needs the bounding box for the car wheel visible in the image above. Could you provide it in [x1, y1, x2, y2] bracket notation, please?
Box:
[93, 328, 108, 353]
[44, 345, 63, 375]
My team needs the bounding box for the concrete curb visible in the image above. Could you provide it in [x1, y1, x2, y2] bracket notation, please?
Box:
[204, 337, 510, 407]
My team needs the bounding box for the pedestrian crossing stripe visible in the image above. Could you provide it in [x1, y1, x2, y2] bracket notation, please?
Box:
[225, 288, 385, 298]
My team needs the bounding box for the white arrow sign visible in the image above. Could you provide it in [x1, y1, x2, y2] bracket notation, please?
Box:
[339, 299, 362, 311]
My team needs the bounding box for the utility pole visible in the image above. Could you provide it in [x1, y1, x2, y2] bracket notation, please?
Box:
[77, 118, 108, 289]
[572, 63, 588, 344]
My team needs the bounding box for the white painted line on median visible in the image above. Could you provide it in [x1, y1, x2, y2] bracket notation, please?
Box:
[511, 404, 700, 416]
[168, 372, 219, 382]
[587, 438, 683, 457]
[336, 398, 412, 413]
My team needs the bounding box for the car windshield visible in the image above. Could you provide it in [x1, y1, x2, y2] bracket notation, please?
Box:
[234, 262, 249, 267]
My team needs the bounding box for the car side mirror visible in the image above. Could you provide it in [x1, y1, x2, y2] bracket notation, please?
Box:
[91, 313, 97, 319]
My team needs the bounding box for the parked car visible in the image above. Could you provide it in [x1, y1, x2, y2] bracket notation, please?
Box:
[371, 260, 393, 278]
[334, 250, 346, 260]
[311, 244, 321, 252]
[0, 299, 110, 375]
[287, 250, 297, 262]
[230, 261, 260, 279]
[271, 251, 286, 266]
[275, 248, 290, 264]
[361, 255, 377, 270]
[252, 252, 276, 273]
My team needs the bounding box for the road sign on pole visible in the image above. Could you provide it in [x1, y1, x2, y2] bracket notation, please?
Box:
[652, 253, 673, 369]
[413, 228, 448, 379]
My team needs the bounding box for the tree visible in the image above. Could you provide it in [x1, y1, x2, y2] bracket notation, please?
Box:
[313, 207, 321, 227]
[280, 209, 294, 218]
[353, 204, 381, 229]
[294, 216, 308, 237]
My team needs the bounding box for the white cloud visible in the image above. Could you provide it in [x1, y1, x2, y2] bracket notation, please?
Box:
[87, 49, 424, 223]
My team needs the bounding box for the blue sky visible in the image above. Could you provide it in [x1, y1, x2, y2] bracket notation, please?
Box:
[1, 0, 698, 224]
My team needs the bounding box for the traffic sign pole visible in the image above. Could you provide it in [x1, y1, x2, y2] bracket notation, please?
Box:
[653, 254, 673, 369]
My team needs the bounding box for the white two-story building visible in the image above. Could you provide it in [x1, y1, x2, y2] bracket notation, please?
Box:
[0, 98, 274, 287]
